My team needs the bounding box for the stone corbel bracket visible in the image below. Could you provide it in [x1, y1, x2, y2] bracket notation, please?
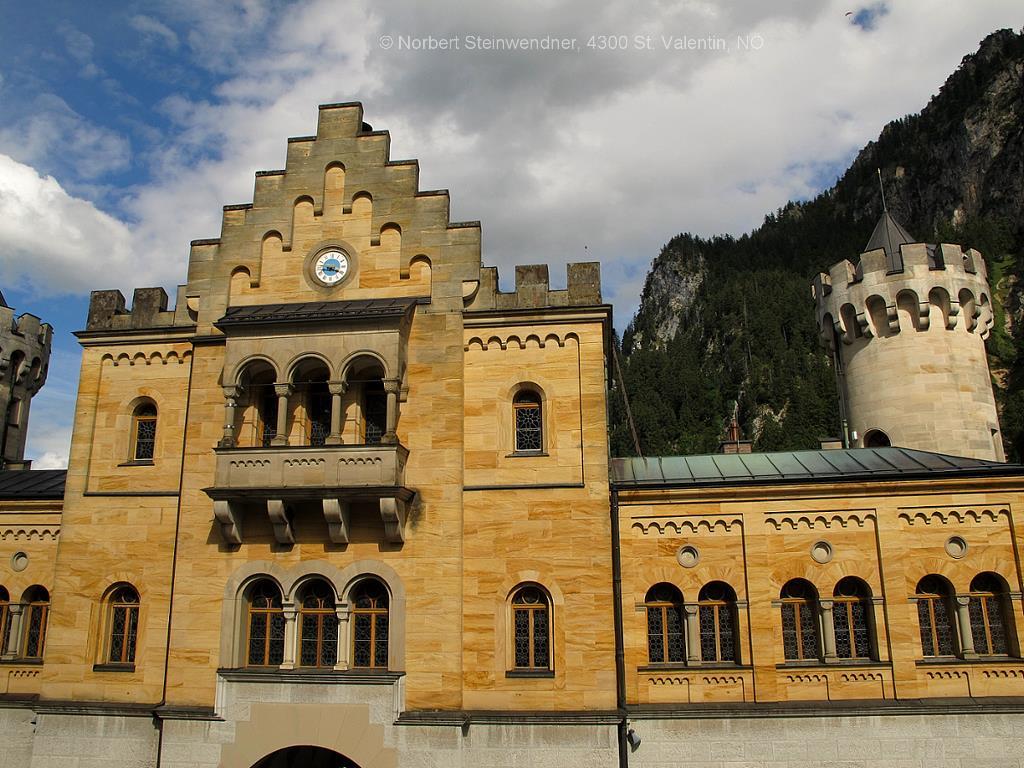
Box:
[214, 500, 243, 545]
[380, 496, 408, 543]
[267, 499, 295, 544]
[323, 498, 351, 544]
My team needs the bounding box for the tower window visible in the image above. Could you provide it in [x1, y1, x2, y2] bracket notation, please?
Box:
[107, 586, 140, 665]
[132, 402, 158, 461]
[511, 585, 550, 669]
[513, 390, 543, 452]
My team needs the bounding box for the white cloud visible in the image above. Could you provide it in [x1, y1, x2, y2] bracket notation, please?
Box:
[130, 14, 180, 50]
[0, 154, 142, 296]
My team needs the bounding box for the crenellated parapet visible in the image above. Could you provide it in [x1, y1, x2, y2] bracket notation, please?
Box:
[812, 242, 994, 350]
[464, 262, 602, 311]
[84, 286, 197, 332]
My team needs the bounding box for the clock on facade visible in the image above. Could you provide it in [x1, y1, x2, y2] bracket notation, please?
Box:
[313, 249, 350, 285]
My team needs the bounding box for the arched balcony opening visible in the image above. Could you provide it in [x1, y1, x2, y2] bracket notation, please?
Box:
[233, 360, 279, 448]
[291, 358, 331, 447]
[344, 356, 390, 446]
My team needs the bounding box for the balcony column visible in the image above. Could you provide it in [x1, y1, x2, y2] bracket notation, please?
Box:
[684, 604, 700, 663]
[383, 378, 401, 444]
[327, 381, 347, 445]
[819, 599, 838, 661]
[334, 603, 350, 671]
[955, 595, 978, 658]
[280, 602, 298, 670]
[219, 385, 242, 448]
[271, 384, 293, 446]
[1, 604, 23, 660]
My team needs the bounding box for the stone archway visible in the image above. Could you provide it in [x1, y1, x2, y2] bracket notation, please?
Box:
[251, 746, 360, 768]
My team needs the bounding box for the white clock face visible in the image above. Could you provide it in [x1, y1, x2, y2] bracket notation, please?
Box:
[314, 250, 349, 285]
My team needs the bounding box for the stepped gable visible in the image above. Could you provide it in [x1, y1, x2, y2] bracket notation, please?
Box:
[85, 102, 603, 333]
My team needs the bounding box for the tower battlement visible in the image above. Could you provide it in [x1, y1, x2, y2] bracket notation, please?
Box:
[466, 262, 602, 311]
[0, 297, 53, 468]
[813, 242, 993, 349]
[810, 214, 1002, 460]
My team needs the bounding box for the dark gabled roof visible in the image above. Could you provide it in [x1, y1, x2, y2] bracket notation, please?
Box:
[216, 297, 427, 329]
[0, 470, 66, 500]
[611, 447, 1022, 489]
[864, 211, 915, 268]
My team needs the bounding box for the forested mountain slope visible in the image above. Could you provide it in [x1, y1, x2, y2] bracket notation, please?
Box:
[613, 28, 1024, 459]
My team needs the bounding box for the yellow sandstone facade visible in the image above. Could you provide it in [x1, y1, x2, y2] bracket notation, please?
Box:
[1, 103, 1024, 767]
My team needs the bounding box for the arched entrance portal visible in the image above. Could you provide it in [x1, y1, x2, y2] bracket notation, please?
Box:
[251, 746, 361, 768]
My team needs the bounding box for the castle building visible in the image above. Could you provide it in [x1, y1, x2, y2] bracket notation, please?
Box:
[2, 104, 1024, 768]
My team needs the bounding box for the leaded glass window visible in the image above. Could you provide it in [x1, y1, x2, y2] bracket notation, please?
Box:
[698, 582, 737, 663]
[512, 586, 550, 669]
[645, 584, 685, 664]
[969, 573, 1010, 656]
[133, 403, 157, 460]
[22, 586, 49, 659]
[351, 580, 389, 669]
[780, 579, 819, 661]
[298, 580, 338, 668]
[108, 586, 140, 664]
[246, 580, 285, 667]
[514, 391, 543, 452]
[916, 575, 956, 657]
[833, 577, 873, 660]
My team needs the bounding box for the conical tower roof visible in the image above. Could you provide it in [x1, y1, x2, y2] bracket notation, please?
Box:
[864, 211, 915, 267]
[0, 289, 7, 308]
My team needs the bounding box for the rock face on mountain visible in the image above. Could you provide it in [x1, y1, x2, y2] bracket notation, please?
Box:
[613, 28, 1024, 459]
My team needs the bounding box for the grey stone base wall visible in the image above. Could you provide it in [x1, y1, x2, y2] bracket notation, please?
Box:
[28, 711, 158, 768]
[10, 691, 1024, 767]
[627, 711, 1024, 768]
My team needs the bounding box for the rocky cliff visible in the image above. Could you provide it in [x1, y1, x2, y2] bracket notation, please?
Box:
[613, 28, 1024, 459]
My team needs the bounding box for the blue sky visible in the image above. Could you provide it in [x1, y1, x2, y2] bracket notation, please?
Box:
[1, 0, 1022, 468]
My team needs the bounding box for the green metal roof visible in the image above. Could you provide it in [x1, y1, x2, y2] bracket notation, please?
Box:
[611, 448, 1022, 489]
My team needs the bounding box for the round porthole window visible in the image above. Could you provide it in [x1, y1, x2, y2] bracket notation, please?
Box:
[810, 541, 833, 564]
[10, 552, 28, 572]
[676, 545, 700, 569]
[945, 536, 968, 559]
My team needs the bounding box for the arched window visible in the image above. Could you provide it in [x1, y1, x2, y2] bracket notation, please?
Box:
[107, 586, 140, 665]
[298, 580, 338, 668]
[968, 573, 1010, 656]
[833, 577, 873, 660]
[780, 579, 819, 662]
[864, 429, 891, 448]
[644, 584, 684, 664]
[0, 587, 9, 655]
[132, 402, 157, 460]
[511, 585, 550, 669]
[513, 390, 543, 453]
[916, 575, 956, 657]
[22, 586, 49, 659]
[246, 580, 285, 667]
[698, 582, 737, 663]
[351, 579, 389, 669]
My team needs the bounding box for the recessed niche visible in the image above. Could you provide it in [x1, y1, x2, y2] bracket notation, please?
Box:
[945, 536, 968, 559]
[810, 541, 833, 564]
[676, 545, 700, 569]
[10, 552, 28, 572]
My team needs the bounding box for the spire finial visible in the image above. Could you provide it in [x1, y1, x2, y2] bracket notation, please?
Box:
[877, 167, 887, 213]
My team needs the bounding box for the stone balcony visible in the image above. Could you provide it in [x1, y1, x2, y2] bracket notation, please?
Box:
[204, 444, 412, 546]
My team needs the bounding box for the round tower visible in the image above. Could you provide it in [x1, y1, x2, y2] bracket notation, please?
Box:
[812, 213, 1003, 461]
[0, 290, 52, 470]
